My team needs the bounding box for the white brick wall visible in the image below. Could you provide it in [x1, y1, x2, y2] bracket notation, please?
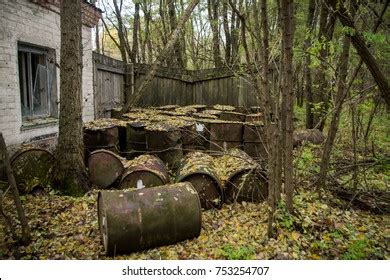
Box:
[0, 0, 95, 146]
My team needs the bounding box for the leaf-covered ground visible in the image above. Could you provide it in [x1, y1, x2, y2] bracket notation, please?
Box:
[1, 187, 388, 260]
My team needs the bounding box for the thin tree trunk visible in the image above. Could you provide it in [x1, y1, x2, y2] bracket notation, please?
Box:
[120, 0, 200, 113]
[222, 1, 231, 64]
[304, 0, 316, 128]
[311, 0, 336, 131]
[53, 0, 89, 195]
[280, 0, 295, 213]
[207, 0, 222, 67]
[318, 35, 351, 188]
[335, 3, 390, 108]
[168, 0, 184, 68]
[131, 1, 140, 63]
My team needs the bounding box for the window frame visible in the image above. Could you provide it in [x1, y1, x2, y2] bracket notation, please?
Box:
[18, 42, 53, 120]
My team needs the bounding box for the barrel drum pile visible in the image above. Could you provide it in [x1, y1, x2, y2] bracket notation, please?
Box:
[1, 104, 270, 255]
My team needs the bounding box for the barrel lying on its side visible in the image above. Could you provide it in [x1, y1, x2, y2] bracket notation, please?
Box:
[98, 182, 202, 255]
[88, 149, 125, 189]
[176, 152, 223, 210]
[215, 149, 268, 204]
[10, 148, 54, 193]
[119, 154, 170, 189]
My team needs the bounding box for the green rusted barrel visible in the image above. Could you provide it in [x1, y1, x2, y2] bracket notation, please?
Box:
[88, 149, 125, 189]
[176, 152, 223, 209]
[215, 149, 268, 204]
[146, 124, 183, 170]
[209, 121, 243, 151]
[119, 155, 170, 189]
[125, 122, 147, 159]
[10, 148, 54, 193]
[243, 123, 267, 160]
[97, 182, 202, 255]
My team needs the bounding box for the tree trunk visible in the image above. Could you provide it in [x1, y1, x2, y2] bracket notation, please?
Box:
[335, 3, 390, 108]
[131, 0, 140, 63]
[310, 0, 336, 131]
[168, 0, 185, 68]
[304, 0, 316, 128]
[207, 0, 222, 67]
[222, 1, 231, 64]
[318, 35, 351, 188]
[280, 0, 295, 213]
[53, 0, 89, 195]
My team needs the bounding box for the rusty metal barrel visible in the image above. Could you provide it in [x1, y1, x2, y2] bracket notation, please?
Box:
[84, 120, 119, 156]
[215, 149, 268, 204]
[10, 148, 54, 193]
[125, 121, 147, 159]
[176, 152, 223, 209]
[209, 120, 243, 151]
[97, 182, 202, 255]
[119, 155, 170, 189]
[243, 123, 267, 160]
[88, 149, 125, 189]
[145, 124, 183, 170]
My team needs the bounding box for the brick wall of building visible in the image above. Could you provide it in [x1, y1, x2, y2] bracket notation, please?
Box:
[0, 0, 96, 146]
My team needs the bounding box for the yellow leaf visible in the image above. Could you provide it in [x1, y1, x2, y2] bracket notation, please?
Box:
[291, 231, 300, 241]
[311, 254, 321, 260]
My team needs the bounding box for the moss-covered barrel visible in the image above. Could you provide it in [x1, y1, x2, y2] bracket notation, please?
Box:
[214, 149, 268, 204]
[209, 121, 243, 151]
[146, 124, 183, 169]
[119, 155, 170, 189]
[243, 123, 267, 160]
[176, 152, 223, 209]
[97, 182, 202, 255]
[10, 148, 54, 193]
[88, 149, 125, 189]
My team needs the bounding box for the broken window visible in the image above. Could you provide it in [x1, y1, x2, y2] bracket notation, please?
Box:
[18, 43, 57, 119]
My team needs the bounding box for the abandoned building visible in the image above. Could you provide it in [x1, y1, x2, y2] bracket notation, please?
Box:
[0, 0, 101, 146]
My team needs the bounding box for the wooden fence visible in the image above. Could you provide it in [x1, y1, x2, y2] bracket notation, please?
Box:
[93, 52, 260, 118]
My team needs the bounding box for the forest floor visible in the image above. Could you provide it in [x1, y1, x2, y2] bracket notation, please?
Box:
[1, 105, 389, 260]
[0, 184, 388, 260]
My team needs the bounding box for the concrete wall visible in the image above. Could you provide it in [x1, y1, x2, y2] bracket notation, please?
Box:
[0, 0, 95, 146]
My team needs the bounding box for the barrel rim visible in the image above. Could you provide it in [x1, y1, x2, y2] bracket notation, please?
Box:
[119, 167, 170, 188]
[184, 182, 203, 237]
[10, 147, 55, 165]
[176, 171, 224, 207]
[97, 191, 109, 255]
[225, 166, 268, 202]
